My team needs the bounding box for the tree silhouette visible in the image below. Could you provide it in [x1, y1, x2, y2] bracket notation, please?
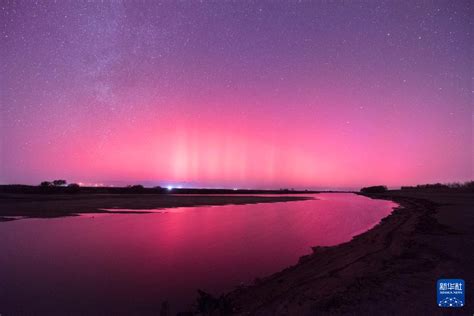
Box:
[52, 180, 67, 186]
[66, 183, 80, 193]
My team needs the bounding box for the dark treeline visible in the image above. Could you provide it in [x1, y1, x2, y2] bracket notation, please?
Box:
[400, 181, 474, 192]
[0, 183, 318, 195]
[360, 185, 388, 193]
[361, 181, 474, 194]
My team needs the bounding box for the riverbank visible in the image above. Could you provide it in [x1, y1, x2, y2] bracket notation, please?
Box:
[205, 191, 473, 315]
[0, 193, 312, 221]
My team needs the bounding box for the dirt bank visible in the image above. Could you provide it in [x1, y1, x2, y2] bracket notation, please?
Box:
[208, 191, 473, 315]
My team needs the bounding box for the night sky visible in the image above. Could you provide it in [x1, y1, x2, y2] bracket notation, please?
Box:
[1, 1, 472, 189]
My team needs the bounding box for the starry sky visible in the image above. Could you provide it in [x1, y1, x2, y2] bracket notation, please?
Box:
[1, 1, 472, 190]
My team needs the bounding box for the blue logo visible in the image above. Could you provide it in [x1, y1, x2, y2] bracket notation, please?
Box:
[437, 279, 465, 307]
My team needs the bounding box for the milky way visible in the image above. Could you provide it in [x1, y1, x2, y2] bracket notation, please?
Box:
[1, 1, 472, 189]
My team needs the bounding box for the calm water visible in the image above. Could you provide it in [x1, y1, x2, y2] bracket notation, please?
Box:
[0, 193, 396, 314]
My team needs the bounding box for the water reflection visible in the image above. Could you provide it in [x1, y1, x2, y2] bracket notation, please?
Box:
[0, 193, 396, 314]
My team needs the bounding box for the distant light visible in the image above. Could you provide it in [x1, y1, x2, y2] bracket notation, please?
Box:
[233, 188, 238, 191]
[167, 185, 173, 190]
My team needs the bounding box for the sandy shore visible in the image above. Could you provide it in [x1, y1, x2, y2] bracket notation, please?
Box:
[0, 193, 312, 221]
[204, 191, 474, 315]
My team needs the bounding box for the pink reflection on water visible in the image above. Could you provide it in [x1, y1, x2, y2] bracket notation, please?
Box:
[0, 193, 396, 314]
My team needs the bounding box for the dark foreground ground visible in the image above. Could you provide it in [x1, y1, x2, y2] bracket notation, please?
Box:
[200, 190, 473, 315]
[0, 193, 312, 221]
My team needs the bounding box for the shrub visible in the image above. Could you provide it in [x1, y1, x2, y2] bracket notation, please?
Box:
[462, 181, 474, 191]
[66, 183, 81, 193]
[127, 184, 145, 192]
